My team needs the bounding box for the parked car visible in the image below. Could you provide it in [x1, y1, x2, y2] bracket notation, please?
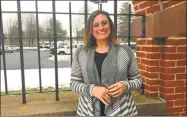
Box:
[50, 41, 64, 49]
[50, 45, 64, 54]
[51, 44, 84, 55]
[39, 42, 43, 48]
[44, 41, 50, 48]
[40, 41, 50, 48]
[9, 45, 20, 52]
[49, 41, 65, 54]
[5, 45, 13, 53]
[130, 44, 136, 50]
[0, 45, 13, 54]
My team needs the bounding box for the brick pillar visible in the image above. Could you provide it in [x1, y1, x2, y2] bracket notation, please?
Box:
[136, 38, 161, 97]
[136, 37, 186, 116]
[160, 37, 186, 116]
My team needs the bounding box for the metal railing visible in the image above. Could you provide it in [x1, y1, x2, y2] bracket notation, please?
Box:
[0, 0, 145, 104]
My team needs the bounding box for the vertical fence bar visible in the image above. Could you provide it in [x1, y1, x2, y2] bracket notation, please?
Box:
[97, 0, 100, 10]
[17, 0, 26, 104]
[0, 0, 8, 95]
[100, 2, 102, 10]
[128, 4, 131, 46]
[69, 2, 73, 65]
[140, 15, 146, 96]
[35, 0, 42, 92]
[141, 15, 145, 94]
[84, 0, 88, 25]
[52, 0, 59, 101]
[142, 15, 146, 38]
[114, 0, 117, 38]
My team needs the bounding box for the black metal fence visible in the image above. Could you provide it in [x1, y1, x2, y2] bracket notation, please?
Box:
[0, 0, 145, 104]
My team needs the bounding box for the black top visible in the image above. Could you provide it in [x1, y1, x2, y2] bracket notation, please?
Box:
[94, 51, 107, 116]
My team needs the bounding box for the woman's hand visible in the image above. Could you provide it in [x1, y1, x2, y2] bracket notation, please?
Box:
[92, 86, 110, 106]
[107, 82, 127, 98]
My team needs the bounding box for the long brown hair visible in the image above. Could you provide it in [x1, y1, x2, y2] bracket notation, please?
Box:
[83, 10, 119, 48]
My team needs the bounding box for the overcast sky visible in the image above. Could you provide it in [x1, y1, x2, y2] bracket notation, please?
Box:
[1, 0, 132, 36]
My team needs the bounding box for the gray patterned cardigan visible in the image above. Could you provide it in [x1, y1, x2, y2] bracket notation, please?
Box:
[70, 45, 142, 116]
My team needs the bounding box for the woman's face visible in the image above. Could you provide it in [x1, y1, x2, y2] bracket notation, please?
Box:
[92, 14, 111, 41]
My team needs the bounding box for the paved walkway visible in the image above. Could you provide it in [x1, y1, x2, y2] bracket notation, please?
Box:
[1, 91, 166, 116]
[1, 91, 78, 116]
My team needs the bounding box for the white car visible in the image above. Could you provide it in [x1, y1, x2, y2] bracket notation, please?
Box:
[40, 41, 50, 48]
[57, 44, 84, 55]
[39, 42, 43, 48]
[9, 45, 20, 52]
[50, 41, 64, 49]
[0, 46, 13, 54]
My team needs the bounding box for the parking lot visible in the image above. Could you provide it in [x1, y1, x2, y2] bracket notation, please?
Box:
[1, 49, 71, 70]
[1, 48, 136, 70]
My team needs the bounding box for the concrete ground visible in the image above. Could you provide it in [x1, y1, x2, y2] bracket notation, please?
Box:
[1, 91, 166, 116]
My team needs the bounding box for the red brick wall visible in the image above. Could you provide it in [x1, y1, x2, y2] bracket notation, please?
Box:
[136, 38, 161, 97]
[132, 1, 186, 115]
[132, 1, 185, 15]
[136, 37, 187, 116]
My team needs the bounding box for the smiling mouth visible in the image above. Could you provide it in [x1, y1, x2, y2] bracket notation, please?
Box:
[98, 31, 106, 34]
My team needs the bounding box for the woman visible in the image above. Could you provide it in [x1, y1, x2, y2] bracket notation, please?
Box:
[70, 10, 142, 116]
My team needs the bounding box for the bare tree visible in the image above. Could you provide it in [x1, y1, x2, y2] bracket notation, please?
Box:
[23, 14, 37, 47]
[5, 18, 19, 46]
[38, 25, 45, 40]
[73, 16, 84, 44]
[74, 26, 84, 44]
[73, 5, 94, 44]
